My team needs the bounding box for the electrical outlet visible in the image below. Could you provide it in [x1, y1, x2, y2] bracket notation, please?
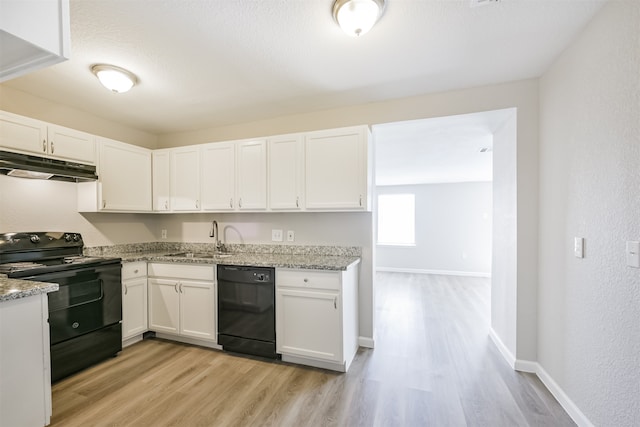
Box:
[287, 230, 295, 242]
[161, 229, 167, 239]
[272, 229, 283, 242]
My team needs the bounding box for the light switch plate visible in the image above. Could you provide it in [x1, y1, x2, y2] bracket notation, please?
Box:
[272, 229, 283, 242]
[161, 229, 167, 239]
[287, 230, 295, 242]
[574, 237, 584, 258]
[626, 241, 639, 268]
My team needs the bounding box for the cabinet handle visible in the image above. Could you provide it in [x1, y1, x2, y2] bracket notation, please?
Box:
[50, 141, 55, 154]
[296, 196, 299, 208]
[174, 283, 178, 293]
[239, 198, 242, 208]
[179, 283, 183, 293]
[230, 198, 233, 208]
[133, 269, 139, 274]
[102, 200, 107, 209]
[303, 278, 308, 283]
[42, 139, 47, 153]
[124, 284, 128, 295]
[359, 195, 362, 206]
[334, 297, 337, 309]
[165, 200, 168, 210]
[195, 200, 199, 209]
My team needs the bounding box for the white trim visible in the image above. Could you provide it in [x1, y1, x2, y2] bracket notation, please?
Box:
[489, 330, 594, 427]
[281, 354, 347, 372]
[537, 365, 594, 427]
[122, 334, 144, 348]
[513, 359, 537, 373]
[154, 333, 222, 350]
[358, 336, 375, 348]
[377, 266, 491, 278]
[489, 328, 516, 368]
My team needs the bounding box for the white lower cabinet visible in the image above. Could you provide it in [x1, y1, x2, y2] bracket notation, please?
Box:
[0, 294, 52, 427]
[276, 265, 359, 372]
[147, 263, 216, 343]
[122, 262, 148, 343]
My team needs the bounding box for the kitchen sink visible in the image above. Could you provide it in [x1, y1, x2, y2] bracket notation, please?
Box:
[165, 252, 233, 259]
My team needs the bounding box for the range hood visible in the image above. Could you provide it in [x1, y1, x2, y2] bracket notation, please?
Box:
[0, 150, 98, 182]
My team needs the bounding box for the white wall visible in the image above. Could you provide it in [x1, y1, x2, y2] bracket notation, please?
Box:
[0, 175, 158, 245]
[0, 86, 158, 149]
[491, 111, 519, 362]
[538, 1, 640, 426]
[376, 182, 492, 276]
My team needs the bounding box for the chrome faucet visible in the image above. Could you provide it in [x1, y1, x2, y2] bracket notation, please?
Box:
[209, 220, 221, 251]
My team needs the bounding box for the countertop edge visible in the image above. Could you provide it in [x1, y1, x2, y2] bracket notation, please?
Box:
[0, 275, 59, 303]
[117, 252, 361, 271]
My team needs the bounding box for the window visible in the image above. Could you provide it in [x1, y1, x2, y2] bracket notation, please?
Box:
[377, 194, 415, 246]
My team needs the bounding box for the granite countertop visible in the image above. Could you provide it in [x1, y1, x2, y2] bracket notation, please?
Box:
[0, 275, 59, 303]
[116, 251, 361, 271]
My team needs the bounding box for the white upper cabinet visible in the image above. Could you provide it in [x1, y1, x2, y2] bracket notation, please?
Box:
[171, 146, 200, 211]
[97, 137, 152, 211]
[268, 134, 303, 210]
[0, 110, 95, 164]
[236, 139, 267, 210]
[201, 142, 235, 211]
[0, 0, 70, 82]
[304, 125, 371, 211]
[152, 150, 171, 211]
[201, 139, 267, 212]
[48, 124, 95, 164]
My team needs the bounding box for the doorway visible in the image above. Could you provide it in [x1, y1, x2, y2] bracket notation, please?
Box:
[371, 108, 517, 352]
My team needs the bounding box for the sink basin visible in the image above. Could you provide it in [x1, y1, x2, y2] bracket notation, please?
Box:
[166, 252, 233, 259]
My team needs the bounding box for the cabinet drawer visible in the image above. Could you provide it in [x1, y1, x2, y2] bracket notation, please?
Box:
[276, 269, 340, 291]
[148, 263, 214, 281]
[122, 262, 147, 280]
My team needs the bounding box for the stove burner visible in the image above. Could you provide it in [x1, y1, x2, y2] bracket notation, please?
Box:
[0, 262, 45, 274]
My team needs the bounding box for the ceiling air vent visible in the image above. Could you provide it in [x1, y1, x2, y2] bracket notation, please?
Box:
[470, 0, 500, 7]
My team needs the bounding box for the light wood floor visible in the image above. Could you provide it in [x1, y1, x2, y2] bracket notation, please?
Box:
[50, 272, 574, 426]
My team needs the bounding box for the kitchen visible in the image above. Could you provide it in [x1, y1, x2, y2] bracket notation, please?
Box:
[1, 0, 639, 426]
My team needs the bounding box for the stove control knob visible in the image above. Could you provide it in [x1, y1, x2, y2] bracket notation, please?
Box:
[30, 235, 40, 243]
[64, 234, 73, 242]
[73, 234, 80, 242]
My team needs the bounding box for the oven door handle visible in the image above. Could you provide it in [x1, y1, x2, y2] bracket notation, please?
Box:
[49, 279, 105, 312]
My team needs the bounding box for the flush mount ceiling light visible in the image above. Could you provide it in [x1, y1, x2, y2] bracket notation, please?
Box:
[332, 0, 385, 37]
[91, 64, 138, 93]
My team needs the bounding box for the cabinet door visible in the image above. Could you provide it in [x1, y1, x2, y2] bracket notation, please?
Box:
[269, 134, 303, 210]
[98, 138, 152, 211]
[305, 126, 369, 210]
[236, 139, 267, 210]
[0, 111, 48, 155]
[201, 142, 235, 211]
[148, 278, 180, 334]
[179, 280, 215, 341]
[171, 146, 200, 211]
[47, 124, 95, 164]
[276, 288, 342, 362]
[152, 150, 171, 211]
[122, 277, 148, 339]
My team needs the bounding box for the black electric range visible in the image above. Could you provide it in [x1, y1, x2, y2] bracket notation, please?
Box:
[0, 232, 123, 381]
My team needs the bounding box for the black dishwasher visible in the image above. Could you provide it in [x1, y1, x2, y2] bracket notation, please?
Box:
[217, 265, 278, 359]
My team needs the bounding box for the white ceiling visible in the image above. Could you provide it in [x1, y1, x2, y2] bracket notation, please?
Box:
[374, 108, 513, 186]
[1, 0, 604, 135]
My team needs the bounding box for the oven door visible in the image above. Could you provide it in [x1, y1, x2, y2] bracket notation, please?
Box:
[28, 263, 122, 345]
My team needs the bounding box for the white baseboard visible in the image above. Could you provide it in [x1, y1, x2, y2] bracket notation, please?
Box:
[489, 328, 516, 369]
[358, 336, 375, 348]
[513, 359, 537, 373]
[376, 266, 491, 278]
[489, 329, 593, 427]
[537, 365, 594, 427]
